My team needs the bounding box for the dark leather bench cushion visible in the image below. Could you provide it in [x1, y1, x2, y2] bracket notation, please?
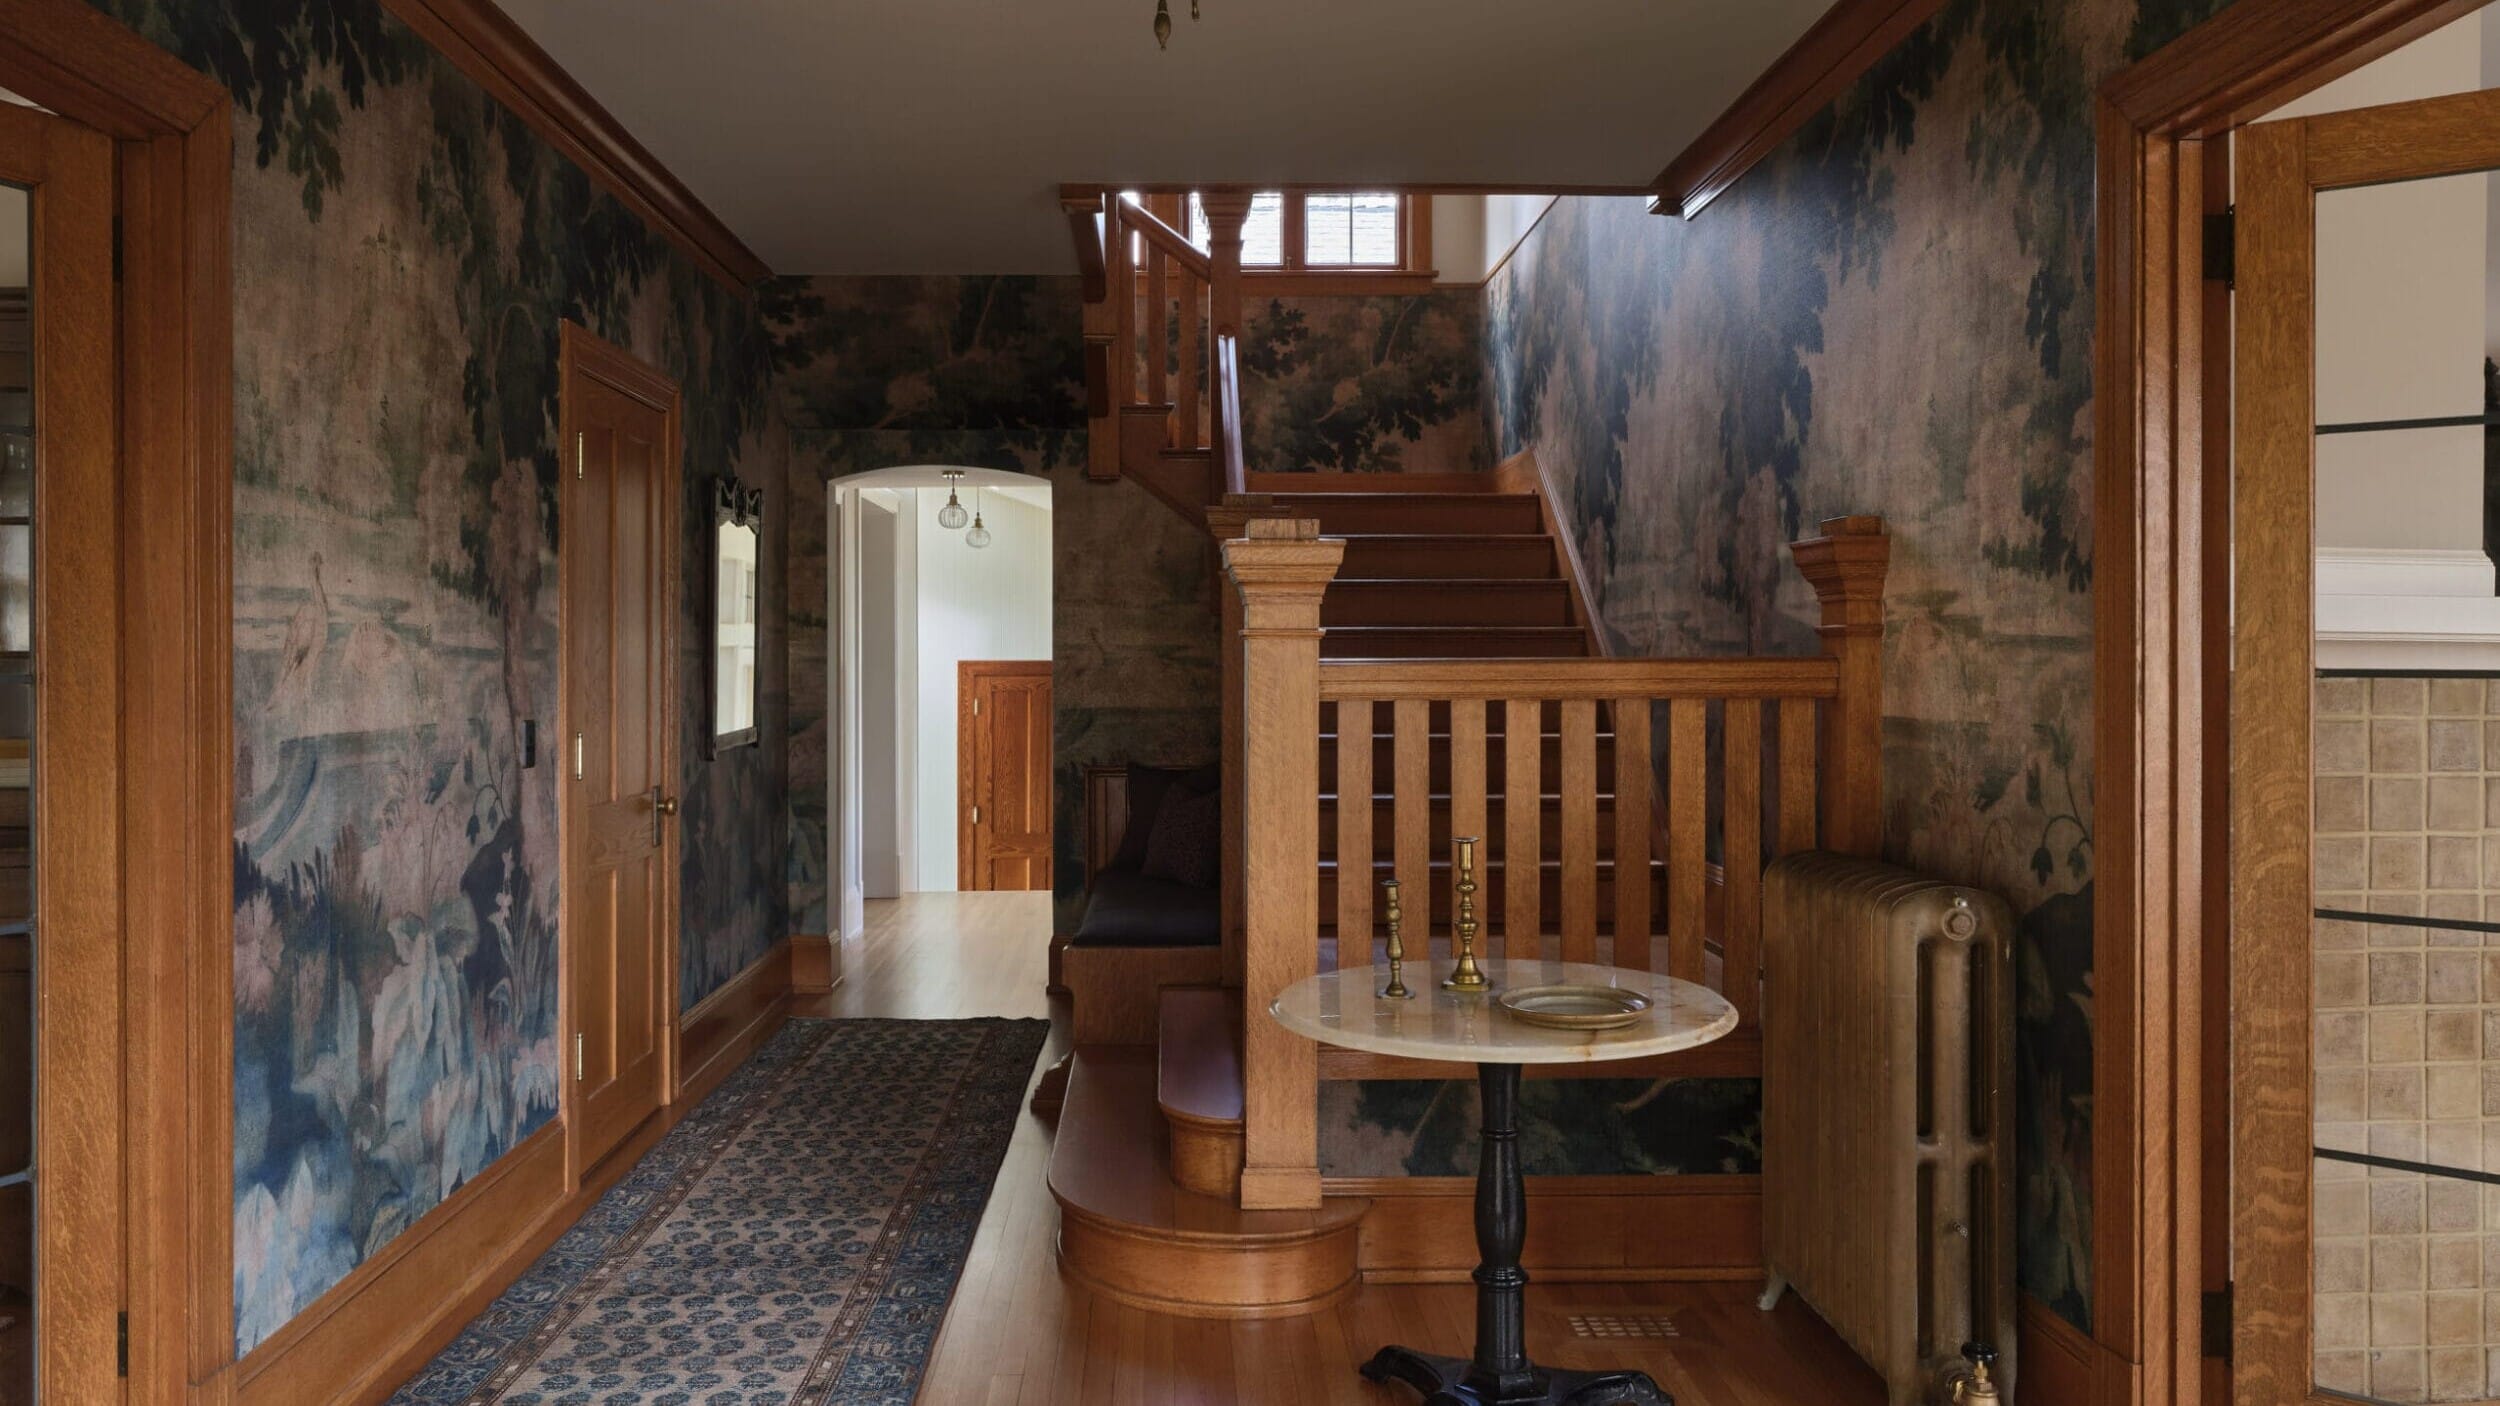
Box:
[1070, 867, 1221, 948]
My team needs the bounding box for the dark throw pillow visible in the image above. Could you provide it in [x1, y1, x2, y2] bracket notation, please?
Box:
[1112, 762, 1220, 872]
[1140, 784, 1221, 890]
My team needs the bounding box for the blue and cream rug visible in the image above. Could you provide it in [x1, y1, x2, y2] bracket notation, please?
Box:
[392, 1017, 1049, 1406]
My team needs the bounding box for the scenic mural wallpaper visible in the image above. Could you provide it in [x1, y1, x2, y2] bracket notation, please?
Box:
[1479, 0, 2227, 1329]
[1238, 289, 1489, 474]
[91, 0, 790, 1353]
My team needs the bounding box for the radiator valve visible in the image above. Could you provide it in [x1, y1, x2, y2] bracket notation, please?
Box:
[1942, 1341, 2000, 1404]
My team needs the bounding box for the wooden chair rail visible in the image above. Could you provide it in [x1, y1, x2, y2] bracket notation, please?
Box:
[1316, 656, 1841, 702]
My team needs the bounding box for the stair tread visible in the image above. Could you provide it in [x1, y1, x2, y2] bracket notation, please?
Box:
[1156, 988, 1243, 1129]
[1330, 578, 1569, 590]
[1049, 1047, 1361, 1241]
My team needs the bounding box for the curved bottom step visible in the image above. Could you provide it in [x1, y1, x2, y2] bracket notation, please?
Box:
[1049, 1046, 1364, 1319]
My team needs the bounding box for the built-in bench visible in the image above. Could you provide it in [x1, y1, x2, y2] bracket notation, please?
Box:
[1057, 763, 1225, 1043]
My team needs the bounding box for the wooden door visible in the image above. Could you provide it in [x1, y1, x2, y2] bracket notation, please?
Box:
[2227, 88, 2500, 1404]
[560, 324, 680, 1178]
[0, 97, 123, 1404]
[958, 661, 1052, 891]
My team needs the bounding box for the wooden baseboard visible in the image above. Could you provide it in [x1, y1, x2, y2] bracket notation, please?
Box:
[791, 932, 836, 995]
[2017, 1291, 2131, 1405]
[236, 1125, 569, 1404]
[678, 939, 795, 1107]
[1332, 1174, 1763, 1282]
[238, 939, 805, 1403]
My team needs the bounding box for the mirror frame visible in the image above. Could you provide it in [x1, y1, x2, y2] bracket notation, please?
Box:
[708, 473, 764, 757]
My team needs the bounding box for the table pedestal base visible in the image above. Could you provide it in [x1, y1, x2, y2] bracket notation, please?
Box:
[1359, 1346, 1670, 1405]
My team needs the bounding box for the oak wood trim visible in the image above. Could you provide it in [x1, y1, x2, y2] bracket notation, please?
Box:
[1491, 449, 1605, 658]
[1317, 657, 1840, 702]
[0, 6, 239, 1397]
[1649, 0, 1950, 218]
[677, 939, 796, 1109]
[1333, 1174, 1763, 1281]
[2017, 1291, 2126, 1405]
[377, 0, 769, 290]
[2091, 5, 2473, 1403]
[790, 933, 838, 995]
[557, 320, 684, 1186]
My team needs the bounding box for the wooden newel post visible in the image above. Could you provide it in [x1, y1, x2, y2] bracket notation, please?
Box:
[1789, 515, 1889, 858]
[1062, 192, 1120, 483]
[1224, 516, 1342, 1211]
[1207, 495, 1288, 990]
[1198, 190, 1252, 451]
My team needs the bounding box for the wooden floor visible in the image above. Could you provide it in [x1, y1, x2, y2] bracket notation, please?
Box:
[797, 892, 1883, 1406]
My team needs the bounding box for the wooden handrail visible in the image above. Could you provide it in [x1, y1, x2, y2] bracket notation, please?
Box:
[1112, 200, 1211, 278]
[1062, 192, 1108, 304]
[1214, 333, 1246, 497]
[1317, 657, 1840, 701]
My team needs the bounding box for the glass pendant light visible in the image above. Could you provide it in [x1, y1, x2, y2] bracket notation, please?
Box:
[965, 488, 993, 549]
[936, 469, 969, 530]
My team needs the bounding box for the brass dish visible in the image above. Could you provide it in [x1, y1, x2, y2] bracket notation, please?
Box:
[1494, 984, 1654, 1031]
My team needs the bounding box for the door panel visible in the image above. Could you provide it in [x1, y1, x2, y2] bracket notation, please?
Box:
[959, 662, 1052, 892]
[2229, 87, 2500, 1406]
[562, 332, 678, 1177]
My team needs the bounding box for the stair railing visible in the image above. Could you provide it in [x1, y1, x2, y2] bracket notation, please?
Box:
[1221, 516, 1891, 1211]
[1064, 189, 1253, 491]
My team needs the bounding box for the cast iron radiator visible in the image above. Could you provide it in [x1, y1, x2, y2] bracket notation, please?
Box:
[1757, 851, 2015, 1405]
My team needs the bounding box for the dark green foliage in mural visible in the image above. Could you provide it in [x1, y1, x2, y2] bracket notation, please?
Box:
[1239, 292, 1487, 473]
[765, 276, 1087, 463]
[98, 0, 420, 216]
[1324, 1078, 1762, 1178]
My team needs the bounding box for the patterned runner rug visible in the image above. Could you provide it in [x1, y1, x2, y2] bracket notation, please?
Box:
[392, 1017, 1049, 1405]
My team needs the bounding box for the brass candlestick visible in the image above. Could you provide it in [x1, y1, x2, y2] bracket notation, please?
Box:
[1441, 835, 1490, 992]
[1380, 879, 1412, 999]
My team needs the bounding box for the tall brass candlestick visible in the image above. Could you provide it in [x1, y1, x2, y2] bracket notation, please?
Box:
[1380, 879, 1412, 999]
[1442, 835, 1490, 992]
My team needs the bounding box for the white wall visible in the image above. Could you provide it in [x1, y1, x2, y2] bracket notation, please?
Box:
[909, 487, 1052, 891]
[1431, 194, 1558, 284]
[858, 491, 907, 898]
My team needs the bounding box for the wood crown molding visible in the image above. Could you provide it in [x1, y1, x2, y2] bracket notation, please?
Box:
[380, 0, 770, 290]
[1649, 0, 1950, 219]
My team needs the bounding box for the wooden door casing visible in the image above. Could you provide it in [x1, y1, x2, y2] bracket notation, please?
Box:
[559, 323, 681, 1182]
[958, 661, 1052, 892]
[0, 95, 125, 1403]
[2224, 86, 2500, 1404]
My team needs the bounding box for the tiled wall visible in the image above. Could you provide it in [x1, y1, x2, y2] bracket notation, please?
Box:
[2313, 675, 2500, 1401]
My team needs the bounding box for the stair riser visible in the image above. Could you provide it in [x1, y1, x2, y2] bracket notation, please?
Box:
[1322, 629, 1586, 659]
[1322, 584, 1574, 627]
[1168, 1121, 1243, 1200]
[1338, 539, 1555, 579]
[1272, 496, 1544, 535]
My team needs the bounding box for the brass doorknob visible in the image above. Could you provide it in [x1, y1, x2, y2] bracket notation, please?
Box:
[655, 794, 679, 816]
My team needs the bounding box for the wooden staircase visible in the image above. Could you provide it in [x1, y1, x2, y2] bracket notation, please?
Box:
[1051, 187, 1894, 1320]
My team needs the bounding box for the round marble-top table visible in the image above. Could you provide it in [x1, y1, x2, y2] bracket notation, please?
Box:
[1271, 959, 1738, 1406]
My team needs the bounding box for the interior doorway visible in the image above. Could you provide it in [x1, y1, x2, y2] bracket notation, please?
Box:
[825, 469, 1053, 936]
[557, 323, 682, 1179]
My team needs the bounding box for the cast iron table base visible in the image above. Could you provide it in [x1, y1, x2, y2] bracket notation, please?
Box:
[1357, 1062, 1673, 1406]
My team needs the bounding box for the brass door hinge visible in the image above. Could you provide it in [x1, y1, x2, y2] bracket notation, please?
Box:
[971, 804, 981, 825]
[575, 431, 585, 480]
[574, 1031, 585, 1082]
[574, 731, 585, 780]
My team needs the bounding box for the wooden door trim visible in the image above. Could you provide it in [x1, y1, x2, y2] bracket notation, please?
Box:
[957, 660, 1052, 892]
[0, 4, 237, 1399]
[555, 320, 683, 1186]
[2092, 4, 2482, 1404]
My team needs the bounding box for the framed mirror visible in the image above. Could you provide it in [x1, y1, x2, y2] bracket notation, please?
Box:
[709, 474, 763, 755]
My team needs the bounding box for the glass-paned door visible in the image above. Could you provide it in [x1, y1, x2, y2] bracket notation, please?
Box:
[2231, 82, 2500, 1405]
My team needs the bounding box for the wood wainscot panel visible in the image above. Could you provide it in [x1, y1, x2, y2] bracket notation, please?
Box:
[1335, 1175, 1763, 1283]
[677, 938, 797, 1109]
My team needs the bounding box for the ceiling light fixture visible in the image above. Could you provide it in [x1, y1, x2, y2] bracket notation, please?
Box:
[1153, 0, 1198, 49]
[966, 489, 993, 550]
[937, 469, 969, 530]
